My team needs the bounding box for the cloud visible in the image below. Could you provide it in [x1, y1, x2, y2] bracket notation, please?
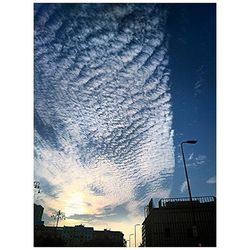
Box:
[206, 176, 216, 184]
[37, 176, 62, 199]
[180, 181, 188, 193]
[194, 154, 207, 166]
[34, 3, 174, 228]
[88, 184, 106, 196]
[67, 203, 129, 223]
[176, 153, 182, 164]
[186, 154, 207, 168]
[194, 64, 207, 97]
[176, 153, 206, 168]
[188, 153, 194, 161]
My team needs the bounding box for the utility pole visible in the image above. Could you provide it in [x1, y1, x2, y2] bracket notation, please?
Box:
[51, 210, 66, 228]
[180, 140, 198, 242]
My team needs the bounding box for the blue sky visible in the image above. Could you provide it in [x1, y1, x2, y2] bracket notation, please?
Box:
[168, 4, 216, 198]
[34, 3, 216, 241]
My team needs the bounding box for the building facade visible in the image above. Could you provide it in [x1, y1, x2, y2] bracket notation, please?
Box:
[142, 196, 216, 247]
[91, 229, 124, 247]
[34, 225, 124, 247]
[61, 225, 94, 246]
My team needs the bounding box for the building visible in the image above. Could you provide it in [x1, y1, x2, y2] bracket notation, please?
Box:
[34, 225, 124, 247]
[33, 203, 124, 247]
[91, 229, 124, 247]
[62, 225, 94, 246]
[34, 226, 65, 247]
[142, 196, 216, 247]
[34, 204, 44, 226]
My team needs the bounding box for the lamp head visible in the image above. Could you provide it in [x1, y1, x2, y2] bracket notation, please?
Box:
[184, 140, 197, 144]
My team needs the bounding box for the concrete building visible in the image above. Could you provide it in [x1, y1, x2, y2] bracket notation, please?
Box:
[142, 196, 216, 247]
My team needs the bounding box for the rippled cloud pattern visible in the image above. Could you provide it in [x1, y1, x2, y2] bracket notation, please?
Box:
[34, 3, 175, 222]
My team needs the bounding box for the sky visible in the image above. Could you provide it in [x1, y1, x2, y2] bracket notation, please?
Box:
[34, 3, 216, 244]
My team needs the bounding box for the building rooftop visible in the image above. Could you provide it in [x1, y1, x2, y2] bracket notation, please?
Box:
[144, 196, 216, 218]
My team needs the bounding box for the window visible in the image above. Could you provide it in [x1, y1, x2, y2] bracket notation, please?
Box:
[187, 228, 193, 238]
[165, 228, 171, 238]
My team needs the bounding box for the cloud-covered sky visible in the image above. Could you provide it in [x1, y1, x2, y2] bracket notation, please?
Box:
[34, 3, 216, 242]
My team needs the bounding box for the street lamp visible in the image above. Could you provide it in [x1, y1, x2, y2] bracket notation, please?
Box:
[129, 234, 134, 247]
[134, 224, 140, 247]
[181, 140, 197, 202]
[180, 140, 198, 240]
[34, 181, 41, 193]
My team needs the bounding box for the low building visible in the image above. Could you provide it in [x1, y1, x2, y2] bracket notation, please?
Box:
[34, 226, 65, 247]
[33, 204, 124, 247]
[142, 196, 216, 247]
[90, 229, 124, 247]
[62, 225, 94, 246]
[34, 223, 124, 247]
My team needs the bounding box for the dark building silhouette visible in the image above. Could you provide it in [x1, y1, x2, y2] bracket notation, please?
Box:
[34, 225, 124, 247]
[142, 196, 216, 247]
[62, 225, 94, 246]
[34, 204, 44, 226]
[34, 226, 65, 247]
[90, 229, 124, 247]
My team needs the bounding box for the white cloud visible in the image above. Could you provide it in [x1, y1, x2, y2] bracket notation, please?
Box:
[180, 181, 188, 193]
[195, 155, 207, 166]
[176, 153, 182, 164]
[194, 64, 206, 97]
[187, 154, 207, 168]
[188, 153, 194, 161]
[34, 5, 174, 240]
[206, 176, 216, 184]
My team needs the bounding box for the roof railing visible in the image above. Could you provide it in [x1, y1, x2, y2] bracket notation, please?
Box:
[144, 196, 216, 218]
[159, 196, 216, 207]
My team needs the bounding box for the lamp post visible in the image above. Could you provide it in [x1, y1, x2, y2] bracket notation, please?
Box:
[134, 224, 140, 247]
[34, 181, 41, 193]
[126, 239, 130, 248]
[180, 140, 198, 240]
[129, 234, 134, 247]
